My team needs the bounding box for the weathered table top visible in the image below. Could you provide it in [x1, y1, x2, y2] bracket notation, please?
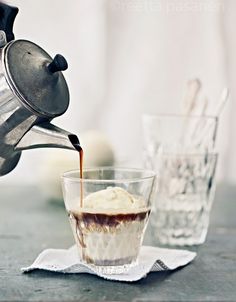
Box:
[0, 184, 236, 302]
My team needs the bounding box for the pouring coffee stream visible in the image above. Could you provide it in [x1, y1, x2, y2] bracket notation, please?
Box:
[69, 135, 84, 207]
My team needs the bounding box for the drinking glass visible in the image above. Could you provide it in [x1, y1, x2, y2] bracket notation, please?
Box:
[148, 152, 218, 245]
[61, 167, 156, 274]
[142, 114, 218, 245]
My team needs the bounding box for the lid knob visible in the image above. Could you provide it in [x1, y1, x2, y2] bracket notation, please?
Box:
[48, 54, 68, 74]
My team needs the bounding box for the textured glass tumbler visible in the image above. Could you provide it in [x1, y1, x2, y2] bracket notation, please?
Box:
[148, 153, 218, 246]
[142, 114, 218, 161]
[61, 168, 156, 274]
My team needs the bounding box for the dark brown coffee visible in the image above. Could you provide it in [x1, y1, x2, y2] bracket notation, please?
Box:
[68, 134, 84, 207]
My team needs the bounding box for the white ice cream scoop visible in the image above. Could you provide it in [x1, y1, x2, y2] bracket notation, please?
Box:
[79, 187, 145, 211]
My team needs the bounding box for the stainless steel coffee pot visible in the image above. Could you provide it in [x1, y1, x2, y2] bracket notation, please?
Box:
[0, 3, 80, 176]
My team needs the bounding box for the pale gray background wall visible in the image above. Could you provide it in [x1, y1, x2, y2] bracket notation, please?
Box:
[2, 0, 235, 185]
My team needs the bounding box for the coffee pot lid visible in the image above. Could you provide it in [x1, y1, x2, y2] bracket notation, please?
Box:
[3, 39, 69, 118]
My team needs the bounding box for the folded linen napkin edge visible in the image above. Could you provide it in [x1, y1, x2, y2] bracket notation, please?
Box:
[21, 245, 197, 282]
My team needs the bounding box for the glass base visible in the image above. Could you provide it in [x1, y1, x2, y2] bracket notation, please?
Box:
[150, 228, 208, 246]
[85, 260, 138, 275]
[149, 207, 211, 246]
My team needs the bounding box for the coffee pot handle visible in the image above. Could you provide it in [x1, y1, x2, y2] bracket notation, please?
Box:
[0, 3, 18, 42]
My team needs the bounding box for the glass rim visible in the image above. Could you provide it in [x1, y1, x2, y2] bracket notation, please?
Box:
[142, 113, 217, 121]
[61, 167, 156, 183]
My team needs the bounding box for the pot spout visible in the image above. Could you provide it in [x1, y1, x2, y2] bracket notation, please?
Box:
[15, 122, 81, 151]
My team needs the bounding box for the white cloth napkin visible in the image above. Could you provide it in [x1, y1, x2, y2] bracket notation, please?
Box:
[22, 245, 196, 282]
